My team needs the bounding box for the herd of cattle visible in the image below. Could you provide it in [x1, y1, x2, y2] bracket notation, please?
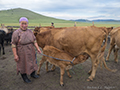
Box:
[0, 24, 120, 86]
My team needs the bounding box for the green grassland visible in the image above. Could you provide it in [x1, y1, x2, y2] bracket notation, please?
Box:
[0, 8, 120, 27]
[4, 22, 120, 28]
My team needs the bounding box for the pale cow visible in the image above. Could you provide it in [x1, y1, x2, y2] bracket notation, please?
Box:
[106, 27, 120, 63]
[0, 24, 8, 34]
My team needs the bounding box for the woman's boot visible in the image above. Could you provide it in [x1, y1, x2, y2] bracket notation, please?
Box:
[21, 74, 31, 83]
[30, 71, 39, 78]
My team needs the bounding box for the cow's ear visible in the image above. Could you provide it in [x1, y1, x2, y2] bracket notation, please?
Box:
[33, 31, 37, 36]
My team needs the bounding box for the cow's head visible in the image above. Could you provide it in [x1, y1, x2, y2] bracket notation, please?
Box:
[33, 27, 40, 36]
[106, 27, 113, 34]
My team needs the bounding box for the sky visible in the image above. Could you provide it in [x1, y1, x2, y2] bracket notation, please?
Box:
[0, 0, 120, 20]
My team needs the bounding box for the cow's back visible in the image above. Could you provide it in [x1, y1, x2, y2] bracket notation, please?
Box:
[0, 27, 8, 34]
[53, 27, 106, 56]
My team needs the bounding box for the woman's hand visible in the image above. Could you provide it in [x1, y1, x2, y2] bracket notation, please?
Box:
[34, 42, 42, 54]
[12, 47, 19, 62]
[37, 48, 41, 54]
[14, 55, 19, 62]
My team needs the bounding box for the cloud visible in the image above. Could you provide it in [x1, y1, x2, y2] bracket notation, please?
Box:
[0, 0, 120, 20]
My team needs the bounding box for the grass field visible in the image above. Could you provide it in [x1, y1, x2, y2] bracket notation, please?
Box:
[3, 22, 120, 28]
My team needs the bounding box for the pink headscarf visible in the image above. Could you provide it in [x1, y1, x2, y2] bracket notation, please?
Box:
[19, 17, 28, 23]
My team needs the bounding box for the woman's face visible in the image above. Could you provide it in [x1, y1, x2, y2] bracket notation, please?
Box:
[19, 21, 28, 30]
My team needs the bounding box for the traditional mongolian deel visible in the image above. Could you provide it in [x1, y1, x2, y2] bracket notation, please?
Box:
[11, 28, 38, 75]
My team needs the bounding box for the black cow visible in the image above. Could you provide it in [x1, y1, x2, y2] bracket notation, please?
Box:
[4, 31, 13, 45]
[0, 30, 5, 55]
[3, 27, 13, 45]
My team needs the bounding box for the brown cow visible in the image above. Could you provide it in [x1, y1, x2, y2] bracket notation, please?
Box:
[106, 27, 120, 63]
[37, 45, 89, 86]
[34, 26, 113, 39]
[34, 26, 54, 35]
[35, 26, 116, 82]
[90, 26, 113, 36]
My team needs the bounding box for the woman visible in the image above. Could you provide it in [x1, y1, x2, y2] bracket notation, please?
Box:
[11, 17, 41, 83]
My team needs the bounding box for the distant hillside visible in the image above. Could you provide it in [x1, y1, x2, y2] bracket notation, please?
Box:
[0, 8, 72, 23]
[92, 19, 120, 22]
[71, 19, 120, 22]
[71, 19, 90, 22]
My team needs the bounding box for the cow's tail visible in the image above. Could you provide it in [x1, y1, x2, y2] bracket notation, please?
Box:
[102, 56, 117, 72]
[98, 34, 117, 72]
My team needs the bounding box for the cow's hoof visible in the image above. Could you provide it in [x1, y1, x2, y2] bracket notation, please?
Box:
[88, 72, 91, 75]
[115, 61, 118, 63]
[105, 59, 109, 62]
[68, 76, 72, 78]
[60, 84, 64, 86]
[69, 76, 72, 78]
[87, 78, 93, 82]
[47, 70, 51, 73]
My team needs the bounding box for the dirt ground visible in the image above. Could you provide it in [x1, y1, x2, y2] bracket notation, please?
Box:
[0, 42, 120, 90]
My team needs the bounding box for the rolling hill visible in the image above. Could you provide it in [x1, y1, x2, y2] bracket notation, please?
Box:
[0, 8, 72, 23]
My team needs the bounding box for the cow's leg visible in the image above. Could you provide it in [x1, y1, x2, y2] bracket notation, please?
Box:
[106, 39, 115, 61]
[1, 43, 5, 55]
[88, 52, 103, 75]
[113, 47, 119, 63]
[60, 67, 65, 86]
[51, 65, 56, 71]
[37, 56, 46, 75]
[6, 40, 9, 45]
[66, 70, 72, 78]
[45, 62, 56, 72]
[87, 55, 99, 81]
[0, 45, 1, 55]
[45, 61, 49, 72]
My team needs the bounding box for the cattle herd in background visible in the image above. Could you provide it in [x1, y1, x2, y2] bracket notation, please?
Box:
[0, 23, 120, 86]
